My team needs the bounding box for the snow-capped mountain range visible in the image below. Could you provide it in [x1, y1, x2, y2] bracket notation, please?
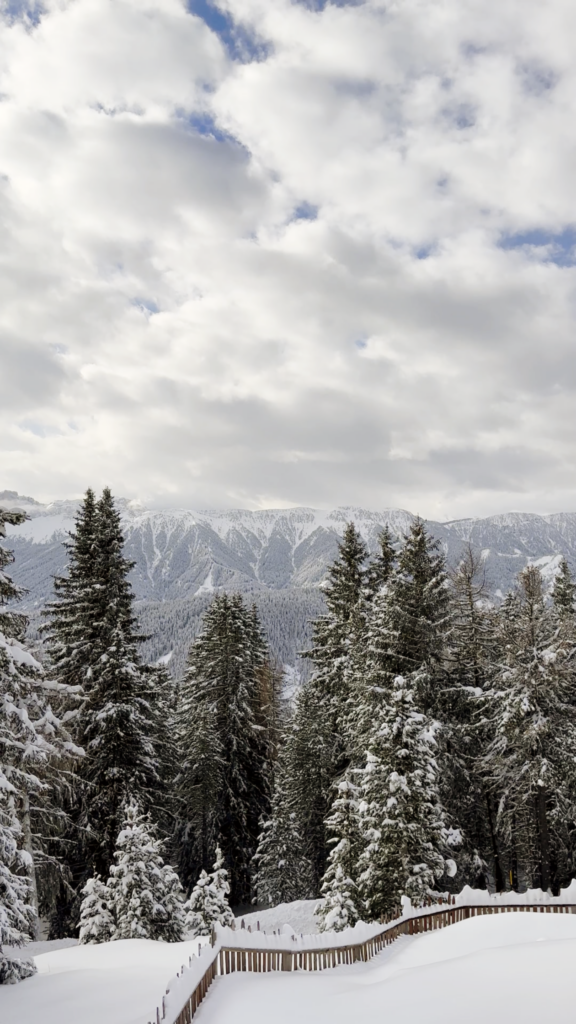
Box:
[2, 490, 575, 608]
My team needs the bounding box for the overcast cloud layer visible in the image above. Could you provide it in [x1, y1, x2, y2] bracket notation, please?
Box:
[2, 0, 576, 519]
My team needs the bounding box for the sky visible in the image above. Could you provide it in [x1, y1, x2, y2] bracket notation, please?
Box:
[2, 0, 576, 520]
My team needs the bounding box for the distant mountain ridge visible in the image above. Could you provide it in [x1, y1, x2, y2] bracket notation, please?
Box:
[2, 491, 575, 609]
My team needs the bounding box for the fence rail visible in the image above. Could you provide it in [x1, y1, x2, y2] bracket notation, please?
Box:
[166, 900, 576, 1024]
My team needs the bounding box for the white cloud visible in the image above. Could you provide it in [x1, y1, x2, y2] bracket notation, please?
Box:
[2, 0, 576, 519]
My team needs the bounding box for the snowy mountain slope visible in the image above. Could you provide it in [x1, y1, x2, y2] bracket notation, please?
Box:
[4, 490, 576, 672]
[3, 490, 576, 608]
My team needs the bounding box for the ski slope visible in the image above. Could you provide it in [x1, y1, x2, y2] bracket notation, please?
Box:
[3, 911, 576, 1024]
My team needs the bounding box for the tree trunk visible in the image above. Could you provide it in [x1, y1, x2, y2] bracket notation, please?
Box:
[484, 789, 505, 891]
[21, 788, 40, 940]
[509, 814, 519, 892]
[536, 786, 551, 892]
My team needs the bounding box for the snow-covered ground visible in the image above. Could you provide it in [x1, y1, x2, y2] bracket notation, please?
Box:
[196, 913, 576, 1024]
[0, 938, 203, 1024]
[236, 899, 321, 935]
[4, 910, 576, 1024]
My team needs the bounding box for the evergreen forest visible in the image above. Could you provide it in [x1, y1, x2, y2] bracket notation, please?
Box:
[2, 487, 576, 979]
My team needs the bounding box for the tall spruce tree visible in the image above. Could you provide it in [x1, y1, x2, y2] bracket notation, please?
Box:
[384, 518, 450, 709]
[307, 524, 368, 718]
[253, 743, 315, 907]
[357, 673, 457, 918]
[43, 489, 162, 910]
[481, 566, 576, 892]
[552, 559, 576, 619]
[350, 519, 450, 757]
[284, 523, 367, 886]
[176, 594, 272, 904]
[364, 525, 397, 598]
[443, 546, 500, 889]
[0, 505, 78, 958]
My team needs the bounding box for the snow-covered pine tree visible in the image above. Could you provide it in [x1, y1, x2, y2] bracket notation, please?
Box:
[42, 488, 99, 692]
[0, 505, 79, 959]
[43, 489, 162, 889]
[78, 875, 115, 944]
[316, 777, 362, 931]
[0, 780, 37, 983]
[383, 518, 450, 713]
[253, 747, 315, 906]
[552, 558, 576, 619]
[149, 662, 181, 845]
[108, 801, 185, 942]
[82, 623, 161, 872]
[176, 594, 272, 904]
[184, 847, 234, 936]
[284, 679, 337, 890]
[481, 566, 576, 892]
[184, 871, 215, 937]
[210, 845, 234, 920]
[175, 692, 223, 890]
[307, 523, 368, 732]
[357, 674, 456, 919]
[317, 866, 359, 933]
[364, 525, 397, 599]
[283, 523, 367, 888]
[348, 520, 450, 770]
[443, 546, 501, 890]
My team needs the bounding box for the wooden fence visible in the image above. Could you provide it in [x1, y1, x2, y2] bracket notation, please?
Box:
[167, 900, 576, 1024]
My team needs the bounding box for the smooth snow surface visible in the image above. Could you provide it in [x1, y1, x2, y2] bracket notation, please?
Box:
[5, 911, 576, 1024]
[237, 899, 321, 935]
[196, 914, 576, 1024]
[0, 938, 202, 1024]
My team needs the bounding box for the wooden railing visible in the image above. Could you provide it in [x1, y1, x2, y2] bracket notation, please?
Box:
[163, 899, 576, 1024]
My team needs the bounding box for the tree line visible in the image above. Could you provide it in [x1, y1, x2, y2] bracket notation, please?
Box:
[2, 489, 576, 980]
[255, 521, 576, 928]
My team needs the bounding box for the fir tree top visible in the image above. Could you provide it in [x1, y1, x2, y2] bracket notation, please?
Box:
[365, 526, 396, 598]
[552, 559, 576, 619]
[323, 523, 367, 623]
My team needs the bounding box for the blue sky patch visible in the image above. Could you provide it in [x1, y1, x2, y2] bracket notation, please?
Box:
[132, 298, 160, 316]
[186, 0, 271, 63]
[499, 227, 576, 267]
[179, 110, 233, 144]
[2, 0, 43, 26]
[415, 245, 435, 260]
[292, 202, 319, 222]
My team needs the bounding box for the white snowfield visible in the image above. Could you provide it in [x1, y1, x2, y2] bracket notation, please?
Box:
[198, 913, 576, 1024]
[3, 888, 576, 1024]
[0, 938, 205, 1024]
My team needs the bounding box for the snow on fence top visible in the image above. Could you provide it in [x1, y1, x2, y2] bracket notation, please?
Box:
[155, 882, 576, 1024]
[453, 881, 576, 906]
